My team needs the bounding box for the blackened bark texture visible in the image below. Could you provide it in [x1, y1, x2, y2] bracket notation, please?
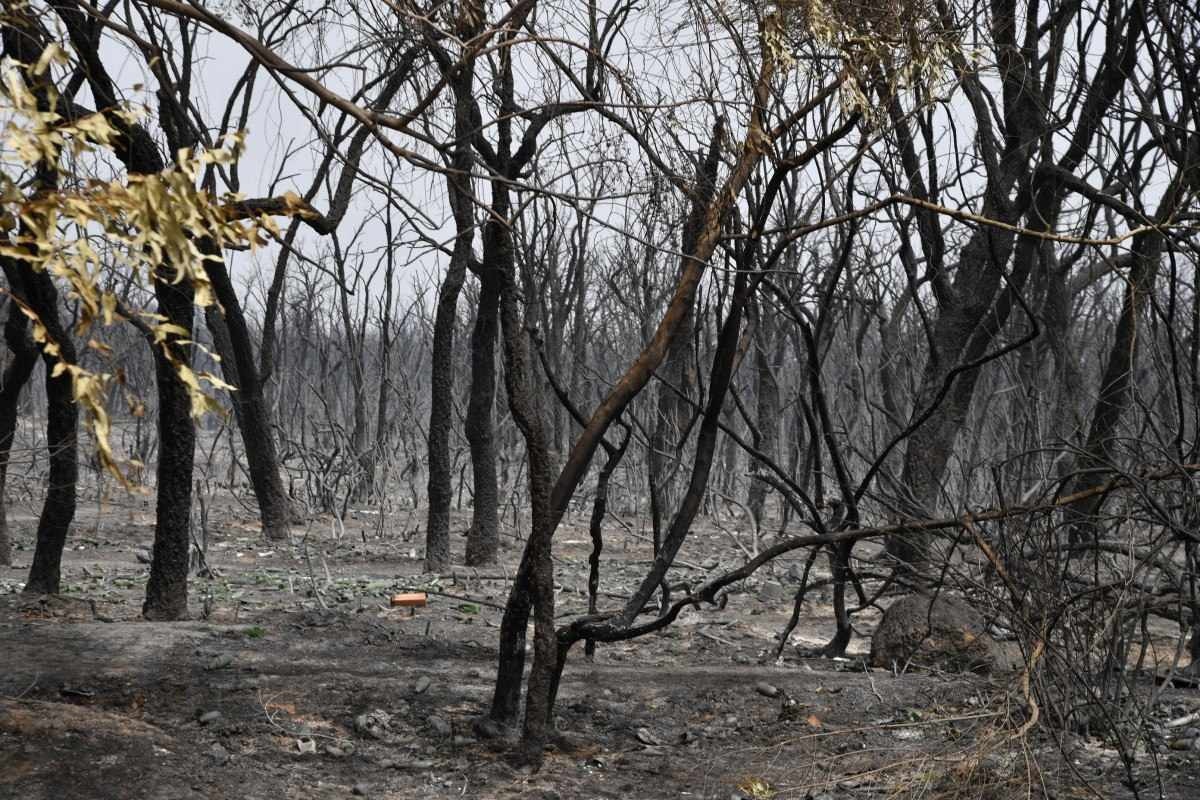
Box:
[1, 17, 78, 594]
[423, 219, 469, 571]
[584, 428, 630, 661]
[1067, 159, 1190, 530]
[333, 243, 372, 504]
[486, 125, 530, 736]
[464, 265, 501, 566]
[51, 0, 204, 617]
[890, 164, 1027, 562]
[142, 275, 196, 620]
[498, 266, 557, 765]
[369, 212, 400, 498]
[890, 1, 1143, 567]
[370, 339, 392, 497]
[649, 138, 720, 526]
[648, 295, 694, 551]
[12, 264, 79, 596]
[647, 134, 723, 568]
[0, 294, 39, 567]
[747, 312, 781, 529]
[470, 101, 557, 753]
[423, 30, 478, 573]
[24, 323, 77, 594]
[476, 6, 568, 752]
[491, 68, 814, 763]
[204, 254, 294, 539]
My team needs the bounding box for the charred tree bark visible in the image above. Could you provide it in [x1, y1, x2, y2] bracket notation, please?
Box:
[476, 132, 557, 755]
[584, 429, 630, 661]
[423, 22, 479, 572]
[2, 17, 78, 594]
[747, 312, 781, 529]
[425, 253, 469, 572]
[648, 138, 721, 575]
[648, 296, 695, 566]
[332, 238, 373, 504]
[890, 0, 1143, 567]
[498, 264, 558, 765]
[51, 0, 206, 618]
[204, 255, 294, 540]
[464, 264, 501, 566]
[369, 208, 400, 498]
[2, 263, 78, 595]
[142, 274, 196, 620]
[1067, 163, 1188, 530]
[0, 294, 39, 567]
[492, 70, 832, 764]
[23, 317, 77, 595]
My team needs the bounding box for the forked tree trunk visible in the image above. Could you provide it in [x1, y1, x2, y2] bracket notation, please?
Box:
[889, 1, 1143, 566]
[491, 208, 557, 763]
[493, 91, 781, 763]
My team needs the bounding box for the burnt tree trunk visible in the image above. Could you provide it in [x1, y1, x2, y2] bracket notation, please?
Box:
[747, 313, 781, 529]
[369, 208, 400, 498]
[498, 103, 780, 763]
[14, 265, 79, 596]
[1067, 161, 1186, 531]
[890, 1, 1142, 566]
[464, 264, 501, 566]
[648, 295, 695, 553]
[142, 272, 197, 620]
[497, 261, 557, 764]
[0, 17, 78, 594]
[423, 213, 470, 572]
[423, 33, 478, 572]
[0, 294, 39, 567]
[50, 0, 202, 617]
[204, 255, 295, 540]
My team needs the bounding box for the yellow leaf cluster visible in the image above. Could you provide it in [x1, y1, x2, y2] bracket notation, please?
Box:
[760, 0, 964, 116]
[736, 776, 776, 800]
[0, 48, 286, 486]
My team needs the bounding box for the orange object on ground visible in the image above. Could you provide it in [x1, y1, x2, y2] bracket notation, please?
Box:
[390, 592, 428, 608]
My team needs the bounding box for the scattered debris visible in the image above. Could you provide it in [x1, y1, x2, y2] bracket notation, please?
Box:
[354, 710, 393, 740]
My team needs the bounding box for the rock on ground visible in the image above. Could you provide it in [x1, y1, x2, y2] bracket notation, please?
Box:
[870, 593, 1013, 674]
